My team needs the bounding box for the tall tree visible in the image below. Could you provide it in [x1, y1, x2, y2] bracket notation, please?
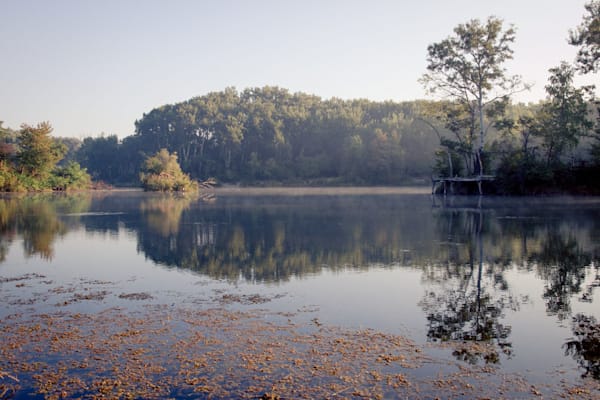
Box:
[421, 17, 527, 176]
[535, 62, 594, 166]
[570, 0, 600, 74]
[77, 135, 121, 182]
[17, 122, 65, 179]
[570, 1, 600, 165]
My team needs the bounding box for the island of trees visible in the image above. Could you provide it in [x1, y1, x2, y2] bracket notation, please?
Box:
[1, 1, 598, 194]
[140, 149, 198, 192]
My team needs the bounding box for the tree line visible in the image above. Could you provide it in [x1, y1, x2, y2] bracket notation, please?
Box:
[420, 2, 599, 194]
[77, 2, 599, 193]
[1, 1, 598, 193]
[75, 90, 440, 186]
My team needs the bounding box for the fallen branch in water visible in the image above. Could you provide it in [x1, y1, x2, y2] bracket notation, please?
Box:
[0, 370, 19, 382]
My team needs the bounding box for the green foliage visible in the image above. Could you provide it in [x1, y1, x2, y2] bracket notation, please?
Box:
[591, 107, 600, 165]
[15, 173, 48, 192]
[0, 164, 18, 190]
[55, 137, 82, 166]
[92, 87, 437, 185]
[422, 17, 519, 99]
[50, 162, 92, 191]
[0, 122, 92, 192]
[76, 134, 143, 185]
[535, 62, 594, 167]
[75, 83, 594, 193]
[569, 0, 600, 74]
[140, 149, 198, 192]
[17, 122, 66, 180]
[495, 151, 554, 194]
[0, 121, 18, 163]
[494, 82, 597, 194]
[421, 17, 527, 176]
[433, 147, 464, 178]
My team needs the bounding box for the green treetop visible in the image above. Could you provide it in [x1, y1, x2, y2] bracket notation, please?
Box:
[570, 0, 600, 74]
[17, 122, 66, 180]
[421, 16, 528, 177]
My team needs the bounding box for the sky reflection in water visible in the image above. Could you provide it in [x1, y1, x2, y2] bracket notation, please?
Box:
[1, 188, 599, 384]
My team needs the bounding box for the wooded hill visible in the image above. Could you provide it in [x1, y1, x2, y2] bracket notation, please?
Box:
[76, 87, 443, 186]
[2, 82, 597, 192]
[4, 2, 599, 193]
[73, 85, 597, 192]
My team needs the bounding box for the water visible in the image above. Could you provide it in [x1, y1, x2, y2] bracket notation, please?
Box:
[1, 188, 599, 398]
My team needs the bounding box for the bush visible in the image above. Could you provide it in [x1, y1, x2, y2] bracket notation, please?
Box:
[495, 152, 554, 194]
[50, 162, 92, 191]
[0, 164, 19, 191]
[140, 149, 198, 192]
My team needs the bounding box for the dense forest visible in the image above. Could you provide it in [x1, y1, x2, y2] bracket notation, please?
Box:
[74, 83, 598, 193]
[1, 1, 598, 193]
[77, 91, 441, 185]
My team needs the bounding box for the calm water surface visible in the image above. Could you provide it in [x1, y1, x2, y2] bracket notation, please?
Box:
[1, 187, 599, 393]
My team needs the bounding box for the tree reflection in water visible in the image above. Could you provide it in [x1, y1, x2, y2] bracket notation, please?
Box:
[528, 219, 599, 380]
[564, 314, 600, 379]
[533, 231, 590, 321]
[139, 193, 200, 237]
[423, 196, 600, 373]
[0, 194, 91, 261]
[1, 192, 599, 378]
[421, 198, 517, 364]
[132, 194, 427, 282]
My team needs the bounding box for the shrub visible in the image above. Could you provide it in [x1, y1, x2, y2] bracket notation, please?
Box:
[140, 149, 198, 192]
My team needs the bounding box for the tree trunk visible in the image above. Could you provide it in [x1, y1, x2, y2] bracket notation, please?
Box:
[477, 93, 485, 177]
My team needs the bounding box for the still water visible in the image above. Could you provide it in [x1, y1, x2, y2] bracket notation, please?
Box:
[1, 188, 599, 397]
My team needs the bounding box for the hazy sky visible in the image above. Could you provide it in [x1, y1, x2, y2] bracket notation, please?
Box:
[1, 0, 597, 138]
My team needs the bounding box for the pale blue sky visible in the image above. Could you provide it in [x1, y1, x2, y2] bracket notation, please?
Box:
[0, 0, 596, 138]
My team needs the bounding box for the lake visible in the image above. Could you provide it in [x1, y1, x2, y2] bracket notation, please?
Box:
[1, 188, 599, 399]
